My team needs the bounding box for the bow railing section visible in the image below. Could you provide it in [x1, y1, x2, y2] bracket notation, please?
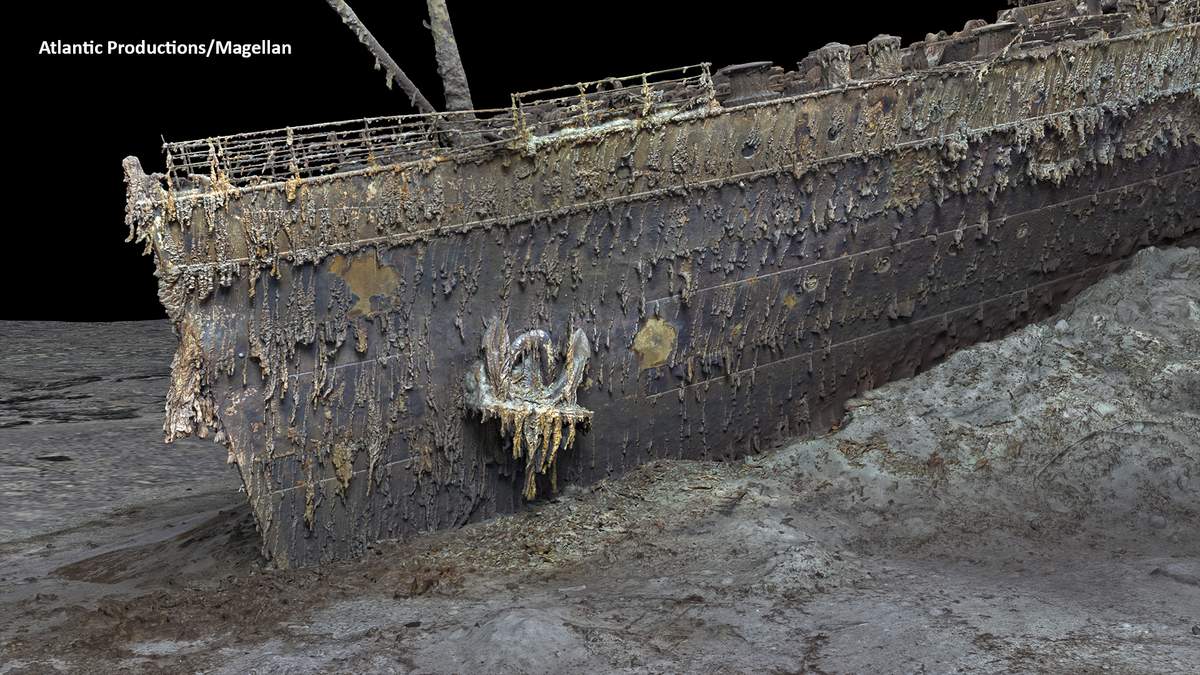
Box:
[162, 63, 715, 190]
[508, 62, 715, 143]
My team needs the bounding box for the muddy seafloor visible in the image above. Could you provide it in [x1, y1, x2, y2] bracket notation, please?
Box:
[1, 246, 1198, 674]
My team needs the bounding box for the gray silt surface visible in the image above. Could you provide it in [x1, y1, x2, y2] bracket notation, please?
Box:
[0, 321, 241, 543]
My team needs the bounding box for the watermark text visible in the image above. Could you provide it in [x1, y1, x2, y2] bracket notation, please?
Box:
[38, 40, 292, 58]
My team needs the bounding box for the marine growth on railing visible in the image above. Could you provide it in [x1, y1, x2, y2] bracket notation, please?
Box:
[159, 0, 1197, 192]
[161, 64, 715, 189]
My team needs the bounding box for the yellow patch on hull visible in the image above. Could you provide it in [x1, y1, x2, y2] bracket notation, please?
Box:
[633, 317, 678, 369]
[330, 253, 400, 318]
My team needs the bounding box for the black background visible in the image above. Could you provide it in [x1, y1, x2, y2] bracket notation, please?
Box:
[7, 1, 1008, 320]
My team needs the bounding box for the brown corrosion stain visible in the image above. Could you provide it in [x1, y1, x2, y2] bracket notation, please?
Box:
[330, 253, 400, 317]
[332, 442, 355, 492]
[633, 317, 678, 370]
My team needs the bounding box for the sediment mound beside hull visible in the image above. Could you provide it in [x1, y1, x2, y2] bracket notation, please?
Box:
[126, 1, 1200, 566]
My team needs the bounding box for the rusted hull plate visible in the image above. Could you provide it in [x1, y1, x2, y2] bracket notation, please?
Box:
[216, 128, 1199, 565]
[125, 14, 1200, 566]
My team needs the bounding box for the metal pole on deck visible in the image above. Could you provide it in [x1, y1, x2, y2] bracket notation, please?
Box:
[425, 0, 475, 111]
[324, 0, 438, 114]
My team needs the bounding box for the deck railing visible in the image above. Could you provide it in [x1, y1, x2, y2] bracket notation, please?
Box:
[162, 63, 714, 189]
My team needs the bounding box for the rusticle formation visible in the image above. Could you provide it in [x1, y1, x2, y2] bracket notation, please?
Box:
[125, 0, 1200, 566]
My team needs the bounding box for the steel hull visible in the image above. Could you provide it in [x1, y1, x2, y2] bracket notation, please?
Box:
[125, 16, 1200, 566]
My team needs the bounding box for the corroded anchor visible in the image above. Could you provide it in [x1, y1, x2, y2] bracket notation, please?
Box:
[465, 316, 592, 499]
